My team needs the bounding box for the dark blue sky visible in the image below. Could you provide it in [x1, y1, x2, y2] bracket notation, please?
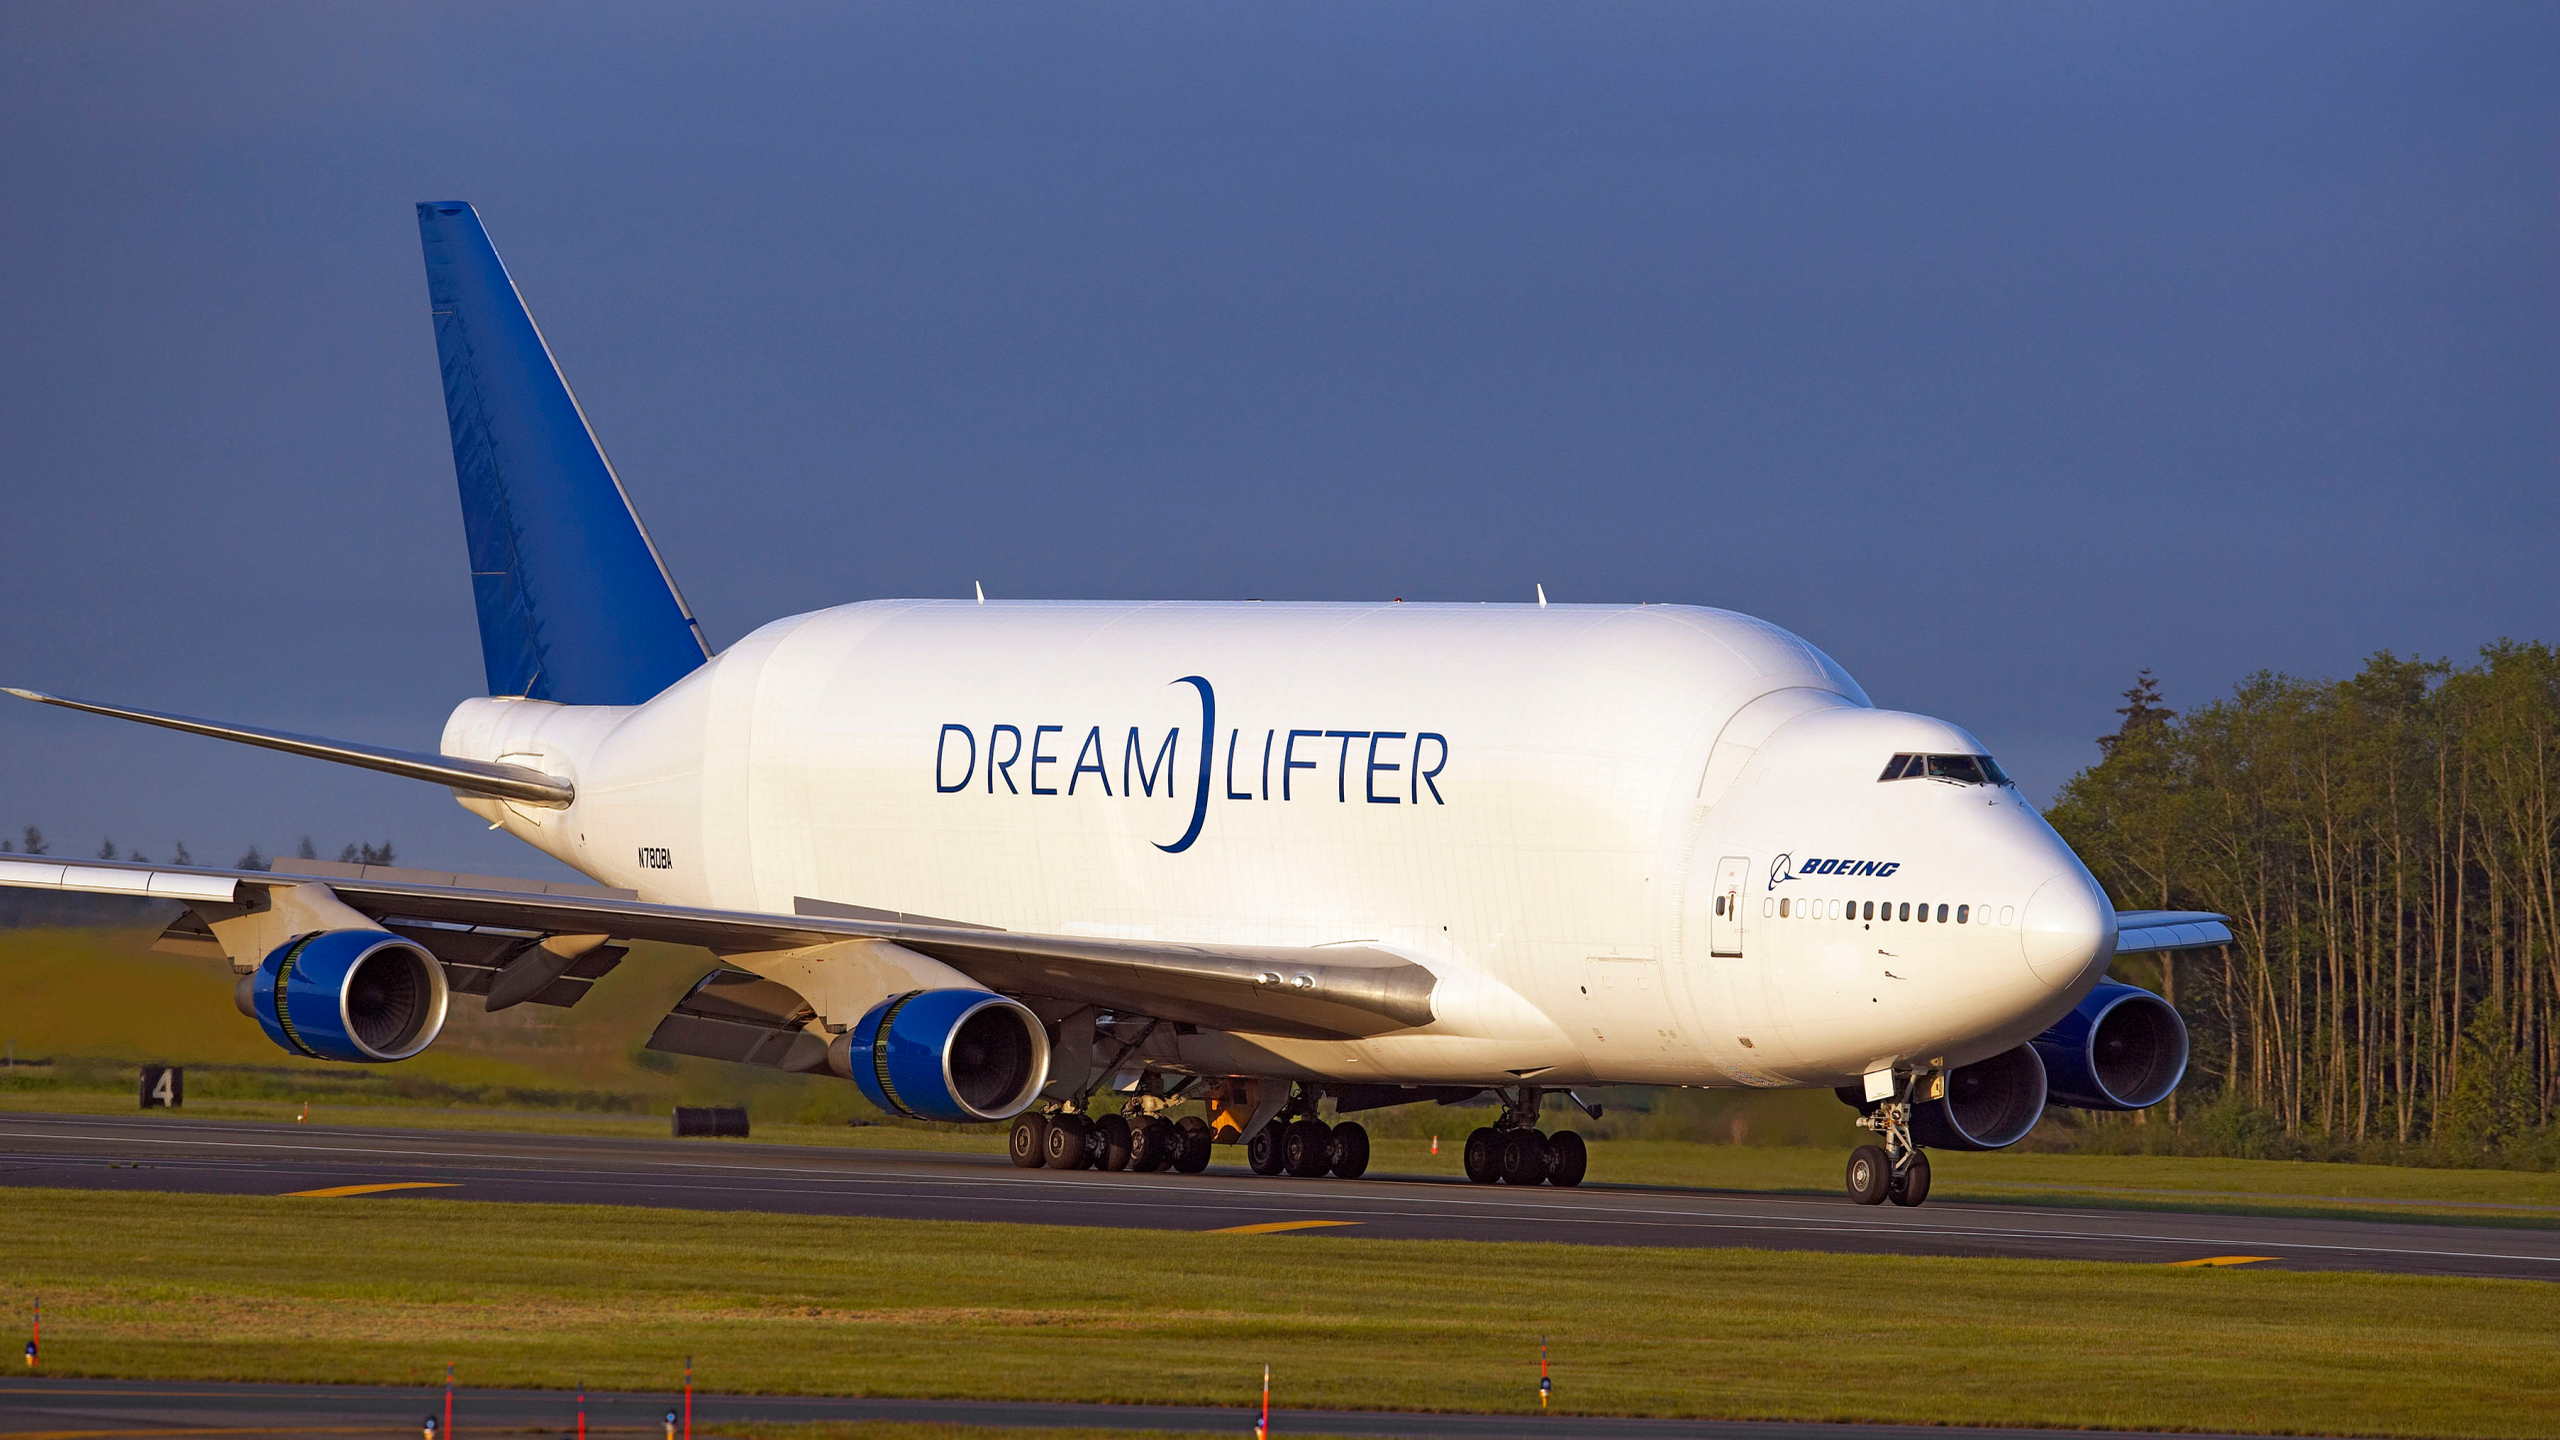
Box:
[3, 4, 2553, 876]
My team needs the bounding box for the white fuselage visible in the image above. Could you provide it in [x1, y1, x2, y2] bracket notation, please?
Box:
[442, 600, 2115, 1092]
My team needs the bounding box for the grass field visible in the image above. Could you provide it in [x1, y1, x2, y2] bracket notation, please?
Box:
[4, 1187, 2556, 1437]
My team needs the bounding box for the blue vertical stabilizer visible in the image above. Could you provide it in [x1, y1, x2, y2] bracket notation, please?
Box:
[418, 202, 710, 706]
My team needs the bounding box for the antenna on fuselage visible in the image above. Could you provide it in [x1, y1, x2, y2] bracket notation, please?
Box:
[975, 581, 985, 604]
[1535, 583, 1548, 609]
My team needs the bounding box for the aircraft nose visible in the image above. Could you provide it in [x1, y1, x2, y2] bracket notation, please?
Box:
[2020, 870, 2113, 990]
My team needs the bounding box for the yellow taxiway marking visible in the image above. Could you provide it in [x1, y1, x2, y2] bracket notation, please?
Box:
[2170, 1255, 2274, 1267]
[1208, 1219, 1361, 1235]
[282, 1181, 458, 1198]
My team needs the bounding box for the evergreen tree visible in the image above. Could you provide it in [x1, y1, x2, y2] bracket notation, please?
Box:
[19, 826, 43, 855]
[2097, 669, 2176, 753]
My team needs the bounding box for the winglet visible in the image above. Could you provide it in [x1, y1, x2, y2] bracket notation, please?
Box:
[417, 202, 710, 706]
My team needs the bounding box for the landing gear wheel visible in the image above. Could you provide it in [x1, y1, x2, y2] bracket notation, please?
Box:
[1093, 1113, 1134, 1172]
[1462, 1126, 1502, 1184]
[1845, 1144, 1890, 1205]
[1545, 1129, 1587, 1187]
[1043, 1114, 1092, 1170]
[1127, 1116, 1173, 1172]
[1173, 1116, 1213, 1174]
[1327, 1121, 1370, 1179]
[1498, 1129, 1550, 1185]
[1247, 1125, 1287, 1176]
[1008, 1114, 1048, 1169]
[1282, 1118, 1333, 1178]
[1889, 1151, 1931, 1207]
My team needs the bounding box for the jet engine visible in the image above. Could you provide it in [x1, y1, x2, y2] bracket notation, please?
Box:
[239, 929, 450, 1063]
[1910, 1042, 2047, 1151]
[834, 988, 1049, 1123]
[2033, 981, 2188, 1111]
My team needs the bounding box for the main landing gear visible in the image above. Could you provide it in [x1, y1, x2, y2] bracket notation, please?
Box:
[1459, 1086, 1587, 1188]
[1242, 1083, 1371, 1179]
[1843, 1088, 1931, 1208]
[1007, 1081, 1385, 1180]
[1010, 1109, 1214, 1175]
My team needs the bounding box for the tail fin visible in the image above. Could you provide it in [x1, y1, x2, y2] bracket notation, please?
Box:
[417, 202, 710, 706]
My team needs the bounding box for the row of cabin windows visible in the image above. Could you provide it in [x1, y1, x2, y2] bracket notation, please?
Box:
[1878, 752, 2013, 786]
[1762, 896, 2019, 926]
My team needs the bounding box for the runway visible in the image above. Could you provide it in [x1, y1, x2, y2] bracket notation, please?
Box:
[0, 1378, 2307, 1440]
[3, 1111, 2556, 1280]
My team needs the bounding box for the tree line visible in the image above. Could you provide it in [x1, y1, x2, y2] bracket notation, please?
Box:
[4, 827, 396, 870]
[2050, 647, 2559, 1165]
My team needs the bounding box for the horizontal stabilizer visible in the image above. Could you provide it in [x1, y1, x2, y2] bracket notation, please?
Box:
[2114, 910, 2232, 953]
[3, 687, 573, 807]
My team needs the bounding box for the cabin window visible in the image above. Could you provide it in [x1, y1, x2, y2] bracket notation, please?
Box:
[1861, 901, 1874, 921]
[1937, 903, 1949, 923]
[1715, 895, 1726, 916]
[1779, 898, 1791, 918]
[1916, 903, 1929, 923]
[1957, 904, 1970, 923]
[1897, 902, 1910, 921]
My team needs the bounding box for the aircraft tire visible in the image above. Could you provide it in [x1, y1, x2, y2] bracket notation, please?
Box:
[1327, 1121, 1370, 1179]
[1008, 1114, 1048, 1169]
[1247, 1125, 1287, 1176]
[1094, 1113, 1135, 1172]
[1462, 1127, 1502, 1184]
[1498, 1128, 1550, 1185]
[1889, 1151, 1931, 1207]
[1044, 1114, 1092, 1170]
[1545, 1129, 1588, 1187]
[1173, 1125, 1213, 1173]
[1127, 1116, 1173, 1172]
[1282, 1118, 1333, 1177]
[1845, 1144, 1891, 1204]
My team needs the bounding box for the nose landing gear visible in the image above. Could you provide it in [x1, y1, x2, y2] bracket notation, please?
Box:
[1844, 1083, 1933, 1207]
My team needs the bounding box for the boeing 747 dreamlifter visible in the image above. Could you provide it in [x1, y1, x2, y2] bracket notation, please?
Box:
[1, 203, 2228, 1205]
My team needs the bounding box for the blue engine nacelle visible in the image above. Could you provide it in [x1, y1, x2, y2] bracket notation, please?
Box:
[243, 929, 450, 1063]
[2033, 981, 2188, 1110]
[836, 988, 1050, 1123]
[1910, 1042, 2048, 1151]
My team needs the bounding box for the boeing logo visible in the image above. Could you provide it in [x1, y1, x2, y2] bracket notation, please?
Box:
[1768, 852, 1901, 889]
[931, 677, 1449, 854]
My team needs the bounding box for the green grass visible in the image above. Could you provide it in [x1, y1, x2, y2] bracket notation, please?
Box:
[4, 1188, 2557, 1438]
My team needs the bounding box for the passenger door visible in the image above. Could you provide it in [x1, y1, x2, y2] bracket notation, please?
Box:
[1709, 855, 1749, 957]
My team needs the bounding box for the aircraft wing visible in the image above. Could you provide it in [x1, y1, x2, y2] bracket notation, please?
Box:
[0, 853, 1436, 1041]
[2113, 909, 2232, 953]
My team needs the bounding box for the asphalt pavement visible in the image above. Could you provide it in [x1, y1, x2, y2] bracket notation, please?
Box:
[0, 1377, 2335, 1440]
[4, 1111, 2555, 1279]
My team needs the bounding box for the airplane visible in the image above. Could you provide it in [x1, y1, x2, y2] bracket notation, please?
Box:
[0, 202, 2230, 1206]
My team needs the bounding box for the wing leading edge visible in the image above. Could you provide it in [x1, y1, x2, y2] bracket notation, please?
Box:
[2113, 910, 2233, 953]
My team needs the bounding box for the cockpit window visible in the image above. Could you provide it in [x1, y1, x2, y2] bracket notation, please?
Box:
[1880, 752, 2012, 787]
